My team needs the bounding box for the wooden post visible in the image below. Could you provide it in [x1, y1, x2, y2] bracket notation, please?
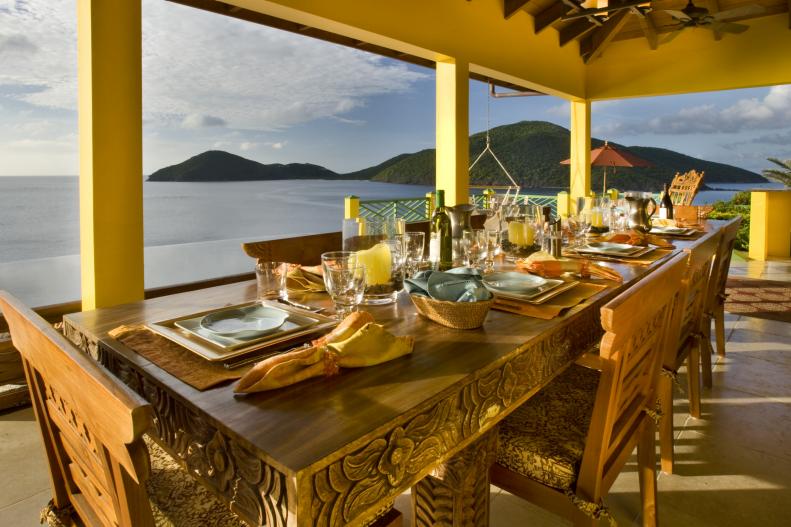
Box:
[436, 58, 469, 206]
[345, 195, 360, 220]
[569, 100, 591, 205]
[78, 0, 143, 310]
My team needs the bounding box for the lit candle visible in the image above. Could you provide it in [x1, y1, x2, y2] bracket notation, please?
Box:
[523, 222, 535, 246]
[508, 221, 525, 246]
[356, 242, 392, 285]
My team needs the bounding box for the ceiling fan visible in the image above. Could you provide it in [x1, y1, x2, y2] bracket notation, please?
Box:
[661, 1, 766, 36]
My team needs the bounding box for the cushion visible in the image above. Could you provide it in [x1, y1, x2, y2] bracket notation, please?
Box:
[41, 436, 245, 527]
[496, 363, 600, 491]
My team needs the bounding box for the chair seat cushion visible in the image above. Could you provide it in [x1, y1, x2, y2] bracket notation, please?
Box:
[145, 437, 247, 527]
[496, 363, 600, 491]
[41, 437, 246, 527]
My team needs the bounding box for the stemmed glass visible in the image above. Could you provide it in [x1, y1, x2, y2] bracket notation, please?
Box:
[400, 232, 425, 278]
[483, 229, 500, 272]
[320, 252, 366, 320]
[461, 229, 487, 267]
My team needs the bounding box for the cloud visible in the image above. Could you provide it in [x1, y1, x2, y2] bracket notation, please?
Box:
[239, 142, 257, 151]
[597, 85, 791, 136]
[0, 34, 38, 56]
[180, 113, 227, 129]
[265, 141, 286, 150]
[212, 140, 232, 149]
[0, 0, 427, 129]
[545, 102, 569, 117]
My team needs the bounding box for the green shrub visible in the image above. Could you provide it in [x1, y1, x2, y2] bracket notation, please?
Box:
[708, 196, 750, 251]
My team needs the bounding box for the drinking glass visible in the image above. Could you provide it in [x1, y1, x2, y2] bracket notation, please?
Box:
[461, 229, 487, 267]
[321, 252, 365, 319]
[484, 229, 500, 272]
[401, 231, 425, 278]
[255, 261, 288, 300]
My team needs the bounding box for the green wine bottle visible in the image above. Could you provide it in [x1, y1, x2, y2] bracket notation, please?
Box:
[431, 190, 453, 271]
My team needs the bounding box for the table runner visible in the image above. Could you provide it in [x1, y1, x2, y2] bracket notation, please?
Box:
[491, 282, 608, 320]
[108, 325, 251, 390]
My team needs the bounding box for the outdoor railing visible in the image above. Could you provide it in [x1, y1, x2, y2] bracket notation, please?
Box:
[346, 193, 560, 221]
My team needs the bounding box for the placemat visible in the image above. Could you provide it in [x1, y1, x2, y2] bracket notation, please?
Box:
[108, 325, 251, 391]
[563, 248, 673, 266]
[492, 282, 608, 320]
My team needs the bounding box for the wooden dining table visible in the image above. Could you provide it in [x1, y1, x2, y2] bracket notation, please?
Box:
[62, 222, 722, 527]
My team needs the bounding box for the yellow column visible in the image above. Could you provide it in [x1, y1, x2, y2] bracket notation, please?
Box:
[344, 195, 360, 219]
[749, 190, 791, 260]
[436, 58, 469, 206]
[569, 99, 591, 209]
[78, 0, 143, 310]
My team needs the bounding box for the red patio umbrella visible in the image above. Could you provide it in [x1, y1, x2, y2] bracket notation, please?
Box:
[561, 141, 654, 195]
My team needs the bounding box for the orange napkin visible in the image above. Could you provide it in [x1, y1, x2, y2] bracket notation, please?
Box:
[286, 265, 325, 293]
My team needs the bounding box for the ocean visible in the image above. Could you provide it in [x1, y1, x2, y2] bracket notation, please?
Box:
[0, 177, 783, 306]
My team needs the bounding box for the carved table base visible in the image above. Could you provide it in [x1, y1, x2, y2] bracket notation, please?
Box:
[412, 429, 498, 527]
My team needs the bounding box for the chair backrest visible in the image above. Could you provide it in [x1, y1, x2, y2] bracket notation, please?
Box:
[578, 252, 688, 495]
[669, 170, 704, 206]
[707, 217, 742, 312]
[0, 292, 154, 527]
[663, 229, 722, 368]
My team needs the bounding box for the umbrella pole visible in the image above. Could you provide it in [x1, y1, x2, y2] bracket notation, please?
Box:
[602, 167, 607, 196]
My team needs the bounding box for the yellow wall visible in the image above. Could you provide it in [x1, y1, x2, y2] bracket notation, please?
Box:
[749, 190, 791, 261]
[78, 0, 144, 310]
[587, 15, 791, 100]
[231, 0, 586, 98]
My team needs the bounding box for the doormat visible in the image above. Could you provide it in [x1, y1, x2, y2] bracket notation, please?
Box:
[724, 277, 791, 323]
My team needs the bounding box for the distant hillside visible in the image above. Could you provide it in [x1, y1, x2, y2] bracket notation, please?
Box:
[147, 150, 339, 182]
[148, 122, 766, 190]
[368, 121, 766, 191]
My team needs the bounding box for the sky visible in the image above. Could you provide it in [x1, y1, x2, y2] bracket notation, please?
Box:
[1, 0, 790, 176]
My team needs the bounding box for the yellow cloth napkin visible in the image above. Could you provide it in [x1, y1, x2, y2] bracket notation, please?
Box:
[235, 312, 414, 393]
[286, 265, 325, 293]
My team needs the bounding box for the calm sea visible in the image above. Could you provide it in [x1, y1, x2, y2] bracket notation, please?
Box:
[0, 176, 783, 306]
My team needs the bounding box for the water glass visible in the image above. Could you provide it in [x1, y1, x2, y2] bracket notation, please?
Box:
[321, 252, 366, 319]
[255, 261, 288, 300]
[461, 229, 487, 267]
[484, 229, 500, 271]
[400, 231, 425, 277]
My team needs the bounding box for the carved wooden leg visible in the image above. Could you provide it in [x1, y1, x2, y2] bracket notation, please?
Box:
[412, 429, 498, 527]
[637, 419, 658, 527]
[700, 321, 713, 390]
[714, 303, 726, 357]
[658, 374, 674, 475]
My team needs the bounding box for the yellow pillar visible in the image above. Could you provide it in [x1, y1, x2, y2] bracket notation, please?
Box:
[556, 191, 570, 218]
[749, 190, 791, 260]
[78, 0, 143, 310]
[344, 195, 360, 219]
[569, 100, 591, 208]
[436, 58, 469, 206]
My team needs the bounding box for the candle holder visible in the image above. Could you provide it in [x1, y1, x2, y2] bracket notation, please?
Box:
[342, 217, 405, 305]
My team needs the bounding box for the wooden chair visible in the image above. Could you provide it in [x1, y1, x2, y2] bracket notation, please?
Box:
[657, 230, 722, 475]
[492, 252, 689, 527]
[0, 292, 245, 527]
[668, 170, 704, 206]
[703, 217, 742, 362]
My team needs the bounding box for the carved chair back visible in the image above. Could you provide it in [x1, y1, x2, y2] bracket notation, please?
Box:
[0, 291, 155, 527]
[576, 252, 688, 497]
[706, 217, 742, 313]
[662, 230, 722, 370]
[669, 170, 704, 206]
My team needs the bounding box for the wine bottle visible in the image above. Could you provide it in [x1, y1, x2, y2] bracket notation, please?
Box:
[431, 190, 453, 271]
[660, 183, 674, 220]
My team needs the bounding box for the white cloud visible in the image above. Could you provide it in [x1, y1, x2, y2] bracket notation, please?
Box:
[212, 140, 232, 149]
[239, 142, 257, 151]
[545, 102, 569, 117]
[266, 141, 286, 150]
[180, 113, 227, 129]
[598, 85, 791, 135]
[0, 0, 426, 129]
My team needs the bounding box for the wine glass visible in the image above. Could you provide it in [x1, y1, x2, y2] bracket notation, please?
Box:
[320, 252, 366, 319]
[484, 229, 500, 272]
[401, 232, 425, 278]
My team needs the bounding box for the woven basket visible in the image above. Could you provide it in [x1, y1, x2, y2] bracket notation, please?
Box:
[410, 294, 493, 330]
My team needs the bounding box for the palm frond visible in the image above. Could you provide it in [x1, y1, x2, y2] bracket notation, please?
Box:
[762, 157, 791, 187]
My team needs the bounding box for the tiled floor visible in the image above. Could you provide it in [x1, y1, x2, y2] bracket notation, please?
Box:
[2, 258, 789, 526]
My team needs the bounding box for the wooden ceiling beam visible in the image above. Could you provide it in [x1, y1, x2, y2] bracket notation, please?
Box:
[635, 9, 658, 50]
[559, 19, 597, 46]
[534, 2, 571, 33]
[581, 9, 631, 63]
[503, 0, 532, 20]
